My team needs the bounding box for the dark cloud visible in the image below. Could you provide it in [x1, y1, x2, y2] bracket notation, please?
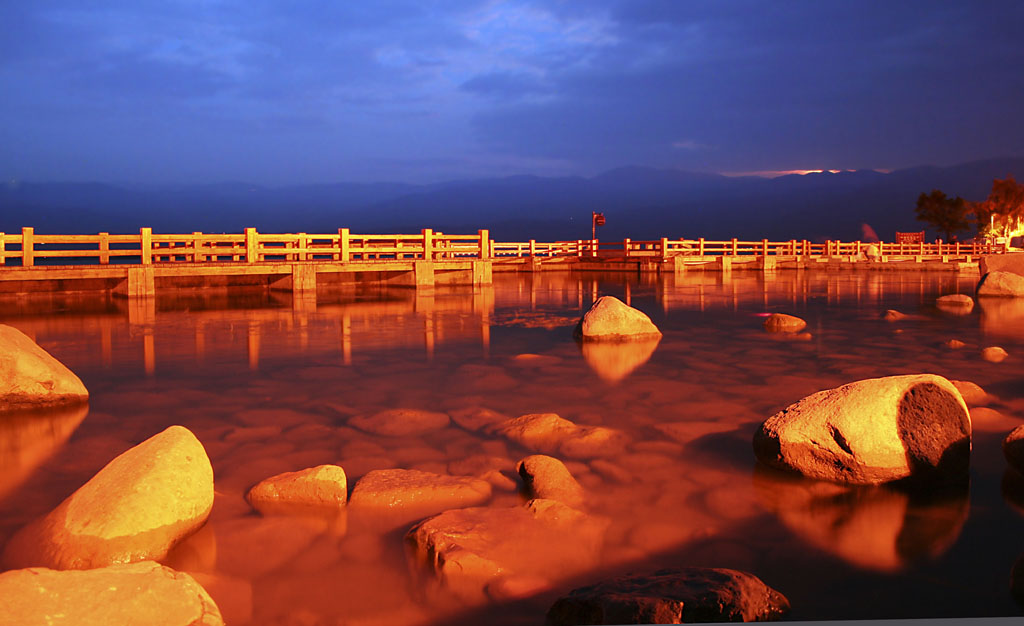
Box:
[0, 0, 1022, 183]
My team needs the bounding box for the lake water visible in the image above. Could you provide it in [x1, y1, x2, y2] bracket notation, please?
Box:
[2, 269, 1024, 625]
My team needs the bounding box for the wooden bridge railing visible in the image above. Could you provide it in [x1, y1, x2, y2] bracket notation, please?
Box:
[0, 227, 491, 267]
[491, 237, 1008, 259]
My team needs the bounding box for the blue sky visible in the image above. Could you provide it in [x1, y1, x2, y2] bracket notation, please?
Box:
[2, 1, 1022, 184]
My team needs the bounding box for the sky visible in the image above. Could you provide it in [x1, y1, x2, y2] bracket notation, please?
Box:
[2, 0, 1023, 185]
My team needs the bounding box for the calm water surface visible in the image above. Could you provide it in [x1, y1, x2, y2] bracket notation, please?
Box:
[2, 270, 1024, 625]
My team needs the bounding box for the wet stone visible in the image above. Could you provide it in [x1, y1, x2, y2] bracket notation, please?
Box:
[517, 455, 585, 508]
[0, 324, 89, 409]
[246, 464, 348, 511]
[449, 405, 512, 432]
[546, 567, 790, 625]
[982, 346, 1009, 363]
[349, 468, 492, 525]
[763, 313, 807, 332]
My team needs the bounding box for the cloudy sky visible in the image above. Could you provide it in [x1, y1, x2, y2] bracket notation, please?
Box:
[2, 1, 1022, 184]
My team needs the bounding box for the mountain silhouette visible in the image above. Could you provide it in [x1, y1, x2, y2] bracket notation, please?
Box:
[2, 157, 1021, 243]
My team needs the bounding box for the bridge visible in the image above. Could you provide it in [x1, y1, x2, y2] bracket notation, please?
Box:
[0, 227, 1006, 298]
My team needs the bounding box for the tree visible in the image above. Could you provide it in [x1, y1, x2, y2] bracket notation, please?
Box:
[969, 176, 1024, 239]
[914, 189, 969, 241]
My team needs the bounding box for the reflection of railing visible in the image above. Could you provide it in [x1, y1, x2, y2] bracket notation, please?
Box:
[0, 228, 491, 266]
[491, 238, 1008, 259]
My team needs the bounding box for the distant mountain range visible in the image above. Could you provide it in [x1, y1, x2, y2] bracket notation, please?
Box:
[2, 157, 1022, 243]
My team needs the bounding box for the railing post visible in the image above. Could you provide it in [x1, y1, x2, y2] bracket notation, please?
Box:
[422, 228, 433, 260]
[338, 228, 350, 262]
[762, 239, 769, 256]
[297, 232, 307, 262]
[661, 237, 669, 259]
[803, 240, 809, 256]
[191, 232, 203, 263]
[245, 227, 257, 263]
[0, 232, 5, 265]
[139, 227, 151, 265]
[698, 237, 705, 256]
[478, 229, 489, 260]
[98, 232, 110, 264]
[731, 237, 738, 255]
[529, 239, 536, 258]
[20, 227, 35, 267]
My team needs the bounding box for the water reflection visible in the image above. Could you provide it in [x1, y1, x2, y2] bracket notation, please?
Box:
[0, 403, 89, 503]
[579, 337, 661, 382]
[979, 297, 1024, 339]
[753, 466, 968, 572]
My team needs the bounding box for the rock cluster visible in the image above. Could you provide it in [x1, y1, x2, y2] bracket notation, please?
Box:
[574, 296, 662, 341]
[753, 374, 971, 485]
[0, 324, 89, 409]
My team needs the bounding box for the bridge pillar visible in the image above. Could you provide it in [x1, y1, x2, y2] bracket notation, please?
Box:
[472, 261, 492, 285]
[414, 261, 435, 287]
[117, 266, 155, 297]
[717, 256, 733, 272]
[292, 264, 317, 294]
[672, 255, 687, 275]
[759, 256, 776, 271]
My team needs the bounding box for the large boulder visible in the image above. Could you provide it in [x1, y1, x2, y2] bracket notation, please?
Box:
[0, 561, 222, 625]
[574, 296, 662, 342]
[545, 567, 790, 625]
[0, 324, 88, 409]
[406, 499, 608, 603]
[2, 425, 215, 570]
[977, 271, 1024, 297]
[980, 252, 1024, 277]
[753, 374, 971, 485]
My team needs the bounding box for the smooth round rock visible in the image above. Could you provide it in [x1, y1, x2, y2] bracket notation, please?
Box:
[517, 455, 585, 508]
[982, 346, 1009, 363]
[546, 567, 790, 625]
[753, 374, 971, 485]
[573, 296, 662, 342]
[246, 464, 347, 510]
[936, 294, 975, 310]
[3, 425, 214, 570]
[0, 324, 89, 409]
[763, 313, 807, 333]
[0, 561, 223, 625]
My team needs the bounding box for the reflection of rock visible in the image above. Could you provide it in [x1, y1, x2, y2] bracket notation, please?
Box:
[977, 271, 1024, 297]
[546, 567, 790, 625]
[0, 561, 223, 626]
[0, 324, 89, 408]
[406, 499, 608, 603]
[936, 294, 974, 315]
[753, 374, 971, 485]
[0, 403, 88, 502]
[979, 296, 1024, 338]
[580, 336, 660, 382]
[753, 466, 968, 572]
[574, 296, 661, 341]
[2, 425, 214, 570]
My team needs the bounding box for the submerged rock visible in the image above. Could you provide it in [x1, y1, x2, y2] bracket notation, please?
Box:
[406, 499, 608, 603]
[936, 294, 975, 314]
[496, 413, 628, 459]
[0, 561, 222, 625]
[545, 567, 790, 625]
[753, 374, 971, 485]
[945, 339, 966, 349]
[349, 468, 491, 526]
[763, 313, 807, 333]
[2, 425, 214, 570]
[246, 464, 348, 512]
[0, 324, 89, 409]
[349, 408, 450, 437]
[517, 455, 585, 508]
[977, 271, 1024, 297]
[883, 310, 907, 321]
[573, 296, 662, 341]
[950, 380, 991, 406]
